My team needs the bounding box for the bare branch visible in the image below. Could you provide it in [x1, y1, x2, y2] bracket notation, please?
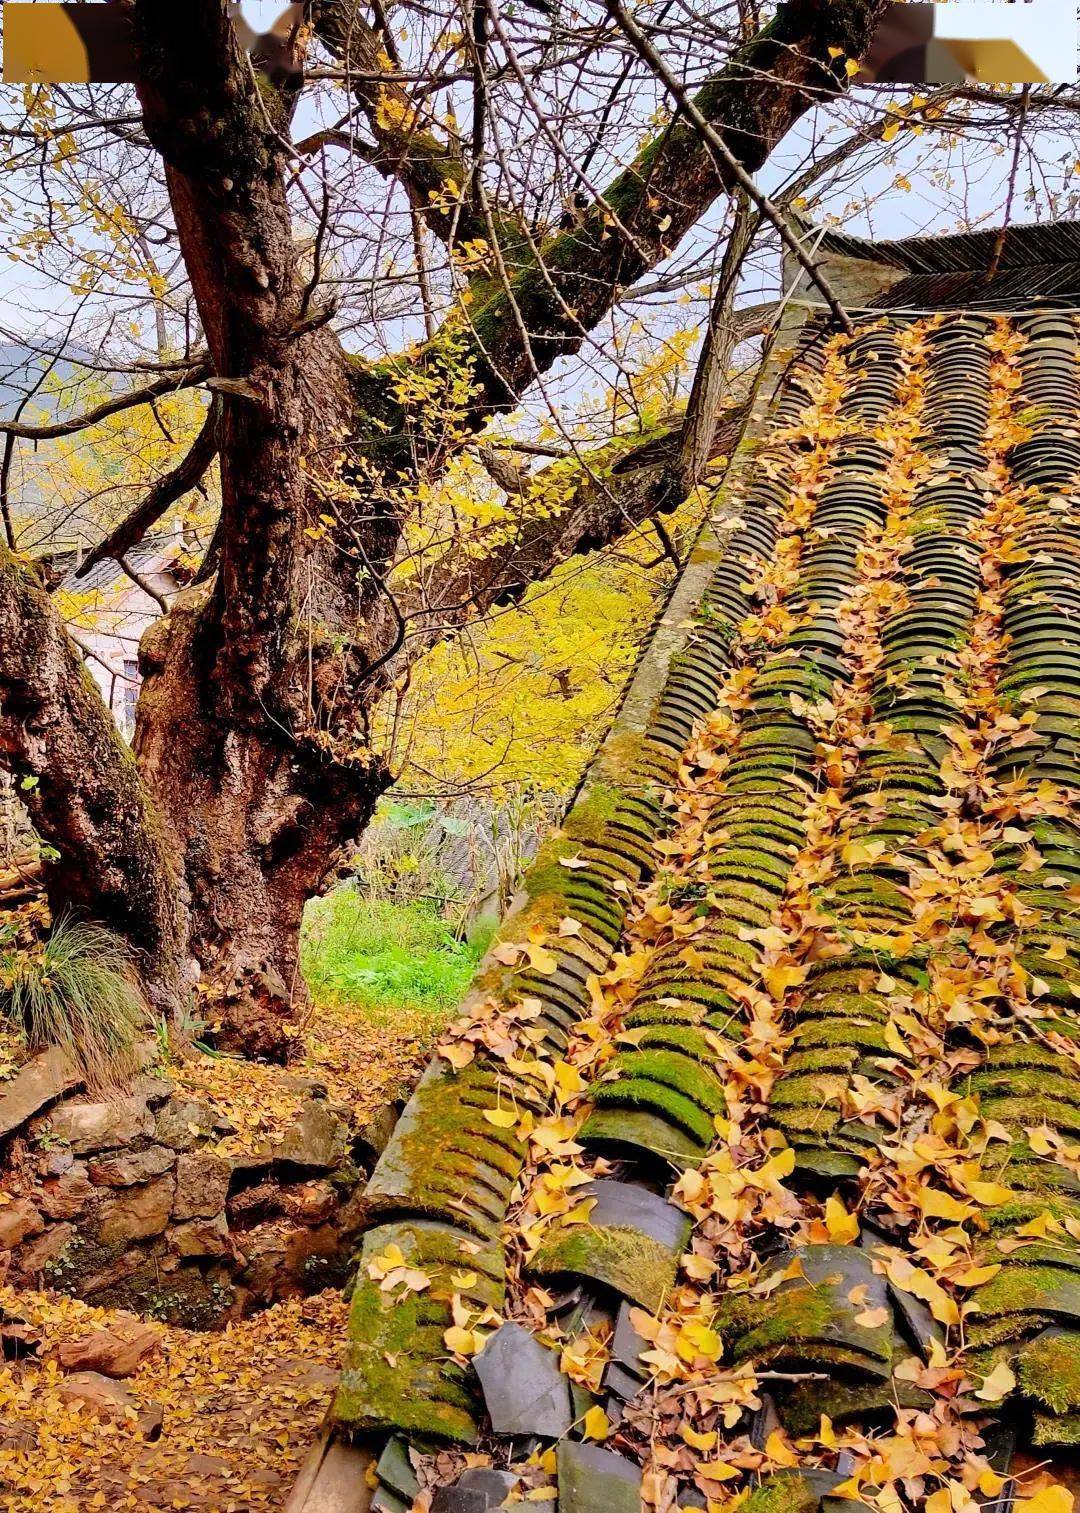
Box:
[74, 399, 219, 579]
[0, 361, 212, 441]
[678, 192, 758, 489]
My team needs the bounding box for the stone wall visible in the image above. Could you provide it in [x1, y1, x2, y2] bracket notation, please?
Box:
[0, 1050, 389, 1327]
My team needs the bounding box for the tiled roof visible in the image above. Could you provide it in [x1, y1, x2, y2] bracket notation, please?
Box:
[54, 532, 184, 595]
[294, 275, 1080, 1511]
[812, 218, 1080, 275]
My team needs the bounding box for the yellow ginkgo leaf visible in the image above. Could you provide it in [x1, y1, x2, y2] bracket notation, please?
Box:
[975, 1359, 1016, 1402]
[963, 1179, 1013, 1205]
[1014, 1487, 1074, 1513]
[763, 963, 808, 998]
[696, 1462, 740, 1483]
[554, 1061, 586, 1099]
[764, 1430, 798, 1467]
[483, 1107, 518, 1128]
[978, 1472, 1007, 1498]
[526, 943, 559, 974]
[441, 1041, 475, 1071]
[918, 1188, 975, 1223]
[582, 1405, 610, 1441]
[444, 1325, 481, 1356]
[825, 1194, 859, 1244]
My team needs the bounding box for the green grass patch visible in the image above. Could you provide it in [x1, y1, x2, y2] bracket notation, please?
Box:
[301, 891, 490, 1024]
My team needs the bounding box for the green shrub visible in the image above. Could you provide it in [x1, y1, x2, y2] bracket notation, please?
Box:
[0, 915, 145, 1089]
[301, 891, 490, 1022]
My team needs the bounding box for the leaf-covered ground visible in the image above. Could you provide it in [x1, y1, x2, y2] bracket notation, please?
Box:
[166, 990, 437, 1157]
[0, 935, 454, 1510]
[0, 1285, 347, 1510]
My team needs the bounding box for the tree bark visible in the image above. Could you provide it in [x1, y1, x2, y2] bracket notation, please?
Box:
[0, 546, 190, 1019]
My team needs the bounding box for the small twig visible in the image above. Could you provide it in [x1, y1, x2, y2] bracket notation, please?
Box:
[299, 163, 333, 323]
[986, 84, 1030, 283]
[652, 516, 681, 568]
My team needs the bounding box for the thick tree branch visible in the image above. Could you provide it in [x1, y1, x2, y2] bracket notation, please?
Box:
[0, 545, 189, 1014]
[393, 397, 750, 659]
[134, 0, 357, 714]
[605, 0, 853, 335]
[312, 0, 509, 250]
[456, 0, 887, 409]
[74, 399, 220, 579]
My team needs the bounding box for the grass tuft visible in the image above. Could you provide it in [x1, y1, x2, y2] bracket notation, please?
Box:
[0, 915, 145, 1090]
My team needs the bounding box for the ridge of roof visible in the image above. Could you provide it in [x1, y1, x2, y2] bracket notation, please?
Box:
[801, 214, 1080, 275]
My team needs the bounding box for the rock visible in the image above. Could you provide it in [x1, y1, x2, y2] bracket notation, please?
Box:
[95, 1174, 176, 1245]
[275, 1100, 349, 1169]
[355, 1103, 398, 1165]
[48, 1095, 153, 1154]
[284, 1222, 340, 1283]
[226, 1179, 281, 1223]
[431, 1470, 520, 1513]
[473, 1320, 572, 1438]
[154, 1096, 217, 1151]
[88, 1146, 175, 1188]
[172, 1150, 231, 1220]
[458, 1470, 520, 1506]
[133, 1074, 176, 1106]
[75, 1243, 152, 1300]
[168, 1212, 232, 1258]
[11, 1222, 74, 1280]
[376, 1437, 421, 1501]
[42, 1147, 75, 1177]
[36, 1164, 94, 1219]
[372, 1489, 409, 1513]
[282, 1075, 328, 1098]
[0, 1198, 44, 1249]
[0, 1419, 36, 1452]
[57, 1370, 139, 1421]
[0, 1306, 41, 1360]
[284, 1180, 337, 1225]
[557, 1443, 642, 1513]
[0, 1045, 79, 1140]
[57, 1319, 160, 1378]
